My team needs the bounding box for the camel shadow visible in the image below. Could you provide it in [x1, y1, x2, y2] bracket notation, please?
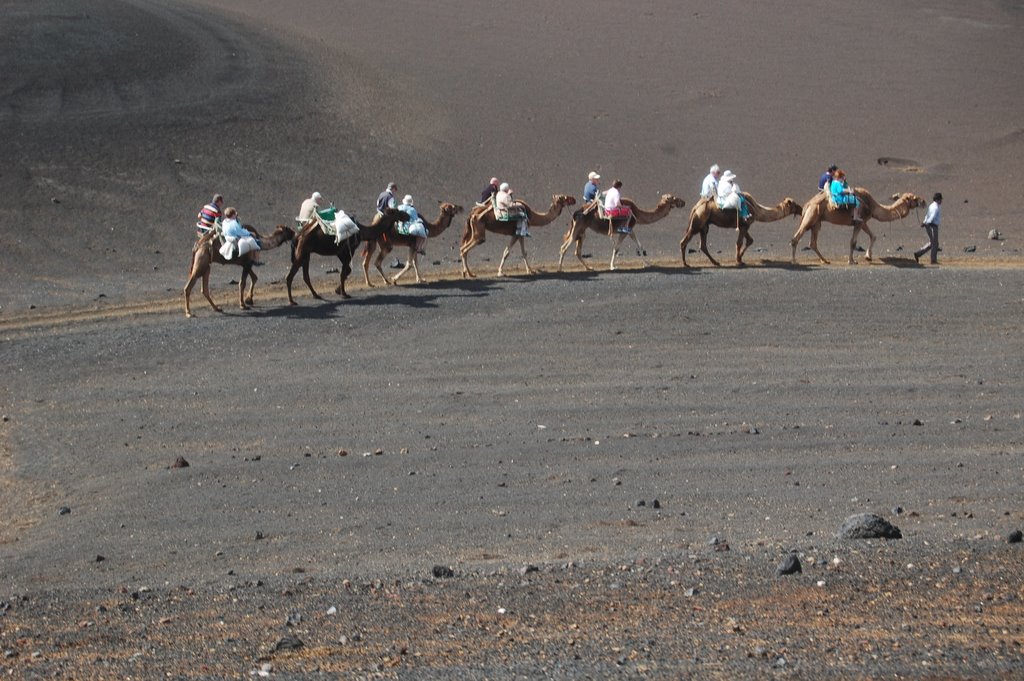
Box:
[755, 258, 818, 271]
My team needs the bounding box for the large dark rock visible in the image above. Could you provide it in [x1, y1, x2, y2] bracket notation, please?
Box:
[839, 513, 902, 540]
[776, 554, 802, 576]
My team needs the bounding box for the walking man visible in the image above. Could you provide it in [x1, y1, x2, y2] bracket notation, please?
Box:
[914, 192, 942, 264]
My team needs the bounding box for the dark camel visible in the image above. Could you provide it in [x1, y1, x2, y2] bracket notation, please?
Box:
[790, 190, 925, 264]
[286, 207, 406, 304]
[557, 194, 686, 271]
[183, 224, 294, 318]
[460, 194, 576, 277]
[361, 202, 464, 286]
[679, 194, 802, 267]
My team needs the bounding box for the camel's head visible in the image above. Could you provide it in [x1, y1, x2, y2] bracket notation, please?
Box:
[440, 202, 464, 217]
[659, 194, 686, 210]
[782, 197, 803, 217]
[276, 225, 297, 241]
[554, 194, 577, 207]
[893, 192, 925, 208]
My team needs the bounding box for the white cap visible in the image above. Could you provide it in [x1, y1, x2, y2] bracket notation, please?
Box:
[499, 182, 510, 191]
[710, 164, 720, 175]
[312, 191, 322, 202]
[402, 194, 414, 205]
[721, 170, 736, 181]
[588, 171, 600, 181]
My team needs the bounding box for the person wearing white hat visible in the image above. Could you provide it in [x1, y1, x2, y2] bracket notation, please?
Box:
[583, 171, 602, 203]
[298, 191, 324, 224]
[716, 170, 751, 220]
[398, 194, 428, 254]
[495, 182, 530, 237]
[701, 164, 721, 200]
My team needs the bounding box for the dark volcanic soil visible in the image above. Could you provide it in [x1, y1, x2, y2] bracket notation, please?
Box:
[2, 0, 1024, 677]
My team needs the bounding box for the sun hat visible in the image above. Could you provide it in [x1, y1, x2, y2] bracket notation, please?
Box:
[312, 191, 322, 202]
[499, 182, 510, 191]
[588, 171, 600, 181]
[402, 195, 414, 205]
[721, 170, 736, 182]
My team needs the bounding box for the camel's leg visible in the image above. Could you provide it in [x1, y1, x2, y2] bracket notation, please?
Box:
[573, 233, 591, 270]
[609, 233, 627, 270]
[391, 248, 415, 284]
[808, 225, 829, 264]
[736, 226, 753, 265]
[519, 236, 533, 275]
[410, 252, 423, 283]
[460, 228, 482, 278]
[791, 221, 827, 264]
[200, 271, 219, 313]
[497, 235, 519, 276]
[698, 230, 721, 267]
[361, 243, 376, 287]
[679, 228, 696, 267]
[848, 226, 860, 265]
[335, 256, 352, 298]
[862, 223, 876, 262]
[183, 261, 201, 318]
[239, 267, 256, 309]
[627, 231, 650, 266]
[302, 259, 322, 300]
[557, 232, 574, 271]
[285, 260, 301, 305]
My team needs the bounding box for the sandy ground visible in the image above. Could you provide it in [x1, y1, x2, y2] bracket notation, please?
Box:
[1, 0, 1023, 677]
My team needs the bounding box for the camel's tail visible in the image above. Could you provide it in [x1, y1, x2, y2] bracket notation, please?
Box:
[460, 215, 473, 247]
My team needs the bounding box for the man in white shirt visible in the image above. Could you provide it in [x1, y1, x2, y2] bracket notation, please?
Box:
[701, 164, 721, 199]
[298, 192, 323, 223]
[914, 192, 942, 264]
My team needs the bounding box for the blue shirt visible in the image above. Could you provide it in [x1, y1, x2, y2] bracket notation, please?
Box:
[818, 172, 833, 190]
[583, 181, 599, 202]
[376, 190, 395, 213]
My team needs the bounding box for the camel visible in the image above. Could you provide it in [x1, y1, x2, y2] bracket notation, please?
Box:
[286, 207, 406, 304]
[460, 194, 577, 278]
[790, 189, 925, 264]
[361, 202, 464, 286]
[557, 194, 686, 271]
[679, 193, 802, 267]
[183, 224, 295, 318]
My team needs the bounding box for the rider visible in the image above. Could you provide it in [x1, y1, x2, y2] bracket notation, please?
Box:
[603, 179, 632, 233]
[195, 193, 224, 237]
[298, 191, 323, 225]
[399, 195, 428, 255]
[479, 177, 500, 206]
[701, 165, 721, 200]
[818, 164, 838, 191]
[829, 169, 863, 224]
[376, 182, 398, 216]
[717, 170, 751, 220]
[583, 171, 601, 202]
[220, 207, 261, 259]
[495, 182, 530, 237]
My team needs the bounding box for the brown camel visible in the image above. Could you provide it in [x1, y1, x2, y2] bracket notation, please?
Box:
[361, 202, 464, 286]
[790, 190, 925, 264]
[557, 194, 686, 271]
[460, 194, 577, 277]
[286, 207, 406, 304]
[183, 224, 295, 318]
[679, 193, 802, 267]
